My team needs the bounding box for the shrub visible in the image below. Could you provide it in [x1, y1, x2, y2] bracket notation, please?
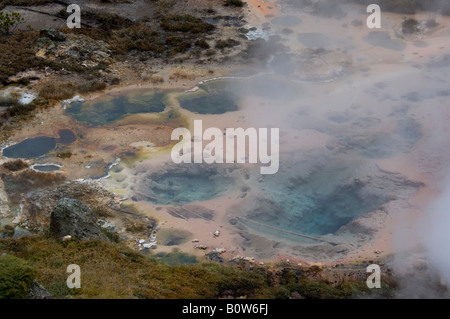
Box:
[0, 95, 19, 107]
[224, 0, 244, 7]
[215, 38, 240, 49]
[2, 159, 28, 171]
[165, 35, 183, 46]
[3, 99, 37, 120]
[0, 254, 36, 299]
[161, 15, 215, 33]
[77, 81, 107, 94]
[0, 11, 24, 35]
[402, 18, 420, 34]
[172, 41, 191, 54]
[102, 229, 120, 243]
[56, 151, 72, 158]
[195, 39, 210, 49]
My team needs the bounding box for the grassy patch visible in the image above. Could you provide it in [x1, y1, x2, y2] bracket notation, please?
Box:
[0, 235, 271, 298]
[0, 235, 399, 299]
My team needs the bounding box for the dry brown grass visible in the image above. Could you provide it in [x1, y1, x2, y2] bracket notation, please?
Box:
[169, 69, 196, 81]
[2, 170, 65, 203]
[0, 31, 47, 84]
[2, 159, 29, 171]
[38, 82, 76, 101]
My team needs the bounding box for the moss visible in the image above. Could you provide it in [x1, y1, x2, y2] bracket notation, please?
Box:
[0, 254, 36, 299]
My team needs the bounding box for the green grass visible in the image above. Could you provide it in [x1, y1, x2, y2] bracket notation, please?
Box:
[0, 254, 36, 299]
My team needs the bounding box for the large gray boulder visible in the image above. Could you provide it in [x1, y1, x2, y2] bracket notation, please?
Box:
[49, 198, 110, 242]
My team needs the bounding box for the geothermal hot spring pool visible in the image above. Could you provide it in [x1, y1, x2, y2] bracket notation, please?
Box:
[59, 7, 450, 260]
[2, 129, 77, 158]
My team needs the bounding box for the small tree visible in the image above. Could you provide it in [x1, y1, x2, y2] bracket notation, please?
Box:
[0, 11, 24, 35]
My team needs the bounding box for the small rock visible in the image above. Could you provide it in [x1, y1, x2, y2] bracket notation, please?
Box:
[205, 251, 224, 263]
[243, 257, 255, 263]
[28, 280, 53, 299]
[35, 48, 46, 58]
[13, 226, 32, 238]
[213, 248, 226, 254]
